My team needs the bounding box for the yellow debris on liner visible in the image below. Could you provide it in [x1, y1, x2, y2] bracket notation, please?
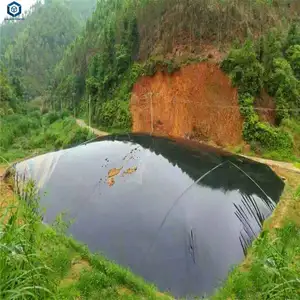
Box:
[107, 177, 115, 187]
[123, 167, 138, 175]
[108, 167, 123, 178]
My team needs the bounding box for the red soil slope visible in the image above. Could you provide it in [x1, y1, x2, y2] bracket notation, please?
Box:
[130, 62, 243, 146]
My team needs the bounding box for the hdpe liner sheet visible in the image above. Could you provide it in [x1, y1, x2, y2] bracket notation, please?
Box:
[15, 134, 284, 298]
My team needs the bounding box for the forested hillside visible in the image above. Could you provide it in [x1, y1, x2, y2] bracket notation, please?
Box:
[0, 0, 97, 99]
[47, 0, 300, 161]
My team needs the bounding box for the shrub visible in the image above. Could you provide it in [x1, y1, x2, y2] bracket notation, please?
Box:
[254, 122, 293, 152]
[286, 44, 300, 80]
[237, 93, 293, 153]
[42, 111, 61, 126]
[266, 58, 298, 96]
[96, 100, 131, 130]
[285, 23, 300, 49]
[266, 58, 300, 122]
[221, 41, 264, 95]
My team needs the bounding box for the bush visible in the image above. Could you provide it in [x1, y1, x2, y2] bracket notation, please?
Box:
[254, 122, 293, 152]
[221, 41, 264, 95]
[42, 111, 61, 126]
[237, 93, 293, 153]
[266, 58, 298, 95]
[222, 34, 298, 156]
[266, 58, 300, 122]
[96, 100, 131, 130]
[285, 23, 300, 49]
[286, 44, 300, 80]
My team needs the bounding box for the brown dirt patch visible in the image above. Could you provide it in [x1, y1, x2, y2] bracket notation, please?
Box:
[0, 165, 6, 179]
[130, 62, 243, 146]
[117, 287, 134, 296]
[0, 180, 15, 209]
[60, 259, 91, 287]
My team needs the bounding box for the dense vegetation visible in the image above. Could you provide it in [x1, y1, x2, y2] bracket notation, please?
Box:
[0, 68, 94, 163]
[0, 0, 97, 99]
[222, 24, 300, 161]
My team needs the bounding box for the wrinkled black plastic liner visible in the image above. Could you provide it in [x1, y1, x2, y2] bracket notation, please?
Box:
[15, 134, 284, 298]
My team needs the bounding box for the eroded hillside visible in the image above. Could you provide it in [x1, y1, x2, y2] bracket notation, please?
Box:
[131, 62, 243, 146]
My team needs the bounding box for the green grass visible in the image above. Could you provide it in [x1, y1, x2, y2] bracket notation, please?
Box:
[0, 110, 95, 164]
[212, 177, 300, 300]
[0, 181, 170, 300]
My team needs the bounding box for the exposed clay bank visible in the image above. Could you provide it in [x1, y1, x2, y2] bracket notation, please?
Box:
[15, 134, 284, 297]
[131, 63, 244, 146]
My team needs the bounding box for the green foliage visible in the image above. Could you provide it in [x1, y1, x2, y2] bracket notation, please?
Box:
[286, 45, 300, 80]
[0, 72, 15, 115]
[260, 30, 284, 74]
[0, 0, 97, 100]
[254, 122, 293, 151]
[0, 110, 93, 163]
[266, 58, 300, 122]
[238, 93, 293, 153]
[0, 182, 55, 299]
[285, 23, 300, 49]
[95, 101, 132, 130]
[222, 24, 300, 157]
[0, 114, 41, 151]
[221, 41, 264, 95]
[31, 116, 93, 150]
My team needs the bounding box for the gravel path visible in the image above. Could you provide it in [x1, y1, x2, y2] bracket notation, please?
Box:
[76, 119, 108, 136]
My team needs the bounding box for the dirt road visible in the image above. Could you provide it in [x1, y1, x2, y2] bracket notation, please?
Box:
[76, 119, 108, 136]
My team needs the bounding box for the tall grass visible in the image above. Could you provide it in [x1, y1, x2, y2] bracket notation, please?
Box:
[0, 181, 54, 299]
